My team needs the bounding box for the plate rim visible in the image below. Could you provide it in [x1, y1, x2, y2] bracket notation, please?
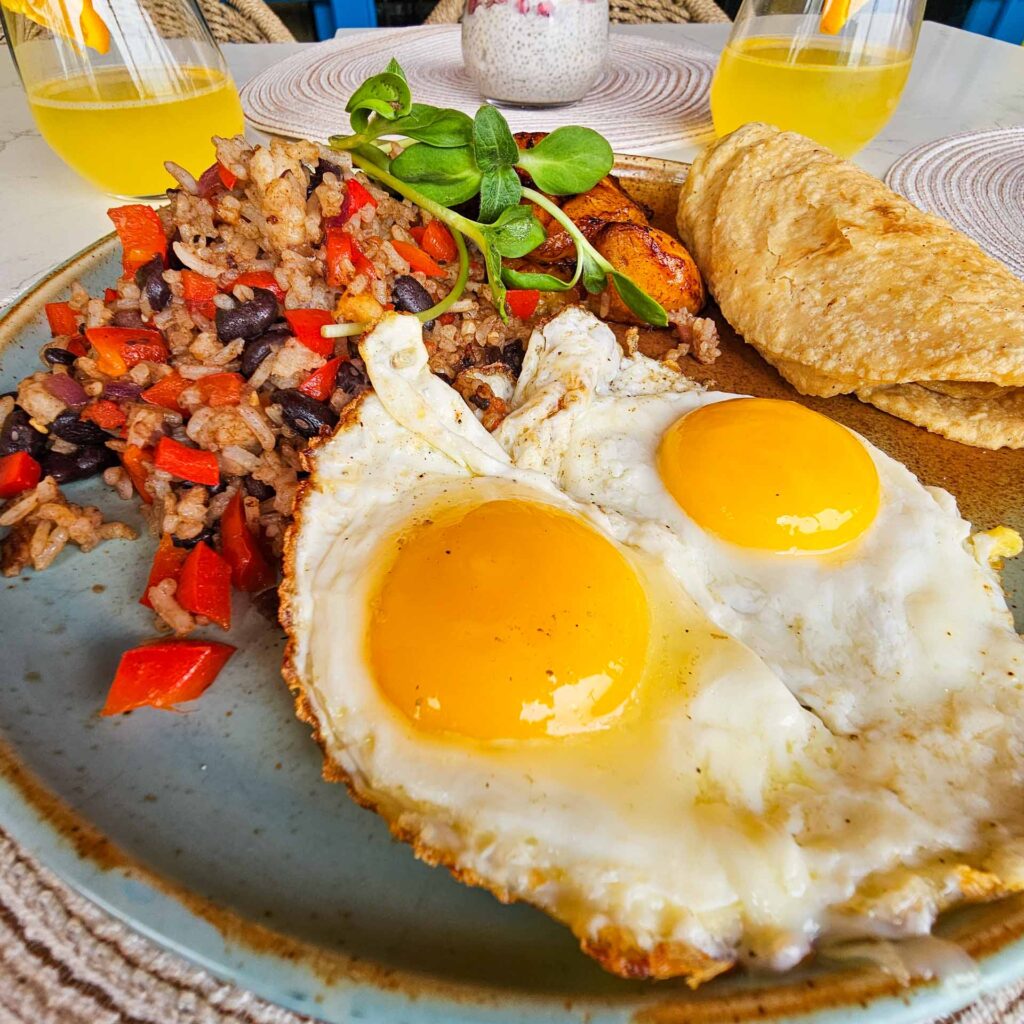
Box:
[1, 191, 1024, 1024]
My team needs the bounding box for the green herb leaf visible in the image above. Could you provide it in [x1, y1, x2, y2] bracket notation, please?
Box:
[580, 252, 609, 294]
[385, 57, 407, 80]
[472, 104, 519, 173]
[389, 143, 482, 206]
[345, 70, 412, 132]
[501, 267, 575, 291]
[482, 242, 508, 320]
[484, 204, 545, 258]
[478, 165, 522, 223]
[608, 271, 669, 326]
[387, 105, 474, 147]
[515, 126, 613, 195]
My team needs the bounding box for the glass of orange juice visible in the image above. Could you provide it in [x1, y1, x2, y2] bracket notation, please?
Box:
[710, 0, 924, 157]
[0, 0, 244, 197]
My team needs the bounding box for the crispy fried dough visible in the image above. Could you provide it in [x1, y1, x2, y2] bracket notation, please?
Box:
[677, 125, 1024, 448]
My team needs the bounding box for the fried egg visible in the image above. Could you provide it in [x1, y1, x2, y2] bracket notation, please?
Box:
[283, 310, 1024, 983]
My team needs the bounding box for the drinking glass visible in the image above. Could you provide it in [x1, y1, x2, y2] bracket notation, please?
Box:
[709, 0, 925, 157]
[1, 0, 244, 197]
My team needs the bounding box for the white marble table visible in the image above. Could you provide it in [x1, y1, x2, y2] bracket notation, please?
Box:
[0, 22, 1022, 310]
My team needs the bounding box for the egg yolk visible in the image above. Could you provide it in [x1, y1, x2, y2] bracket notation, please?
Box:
[658, 398, 880, 552]
[366, 499, 649, 740]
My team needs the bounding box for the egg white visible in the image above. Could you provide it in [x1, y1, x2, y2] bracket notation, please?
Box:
[493, 306, 1024, 951]
[286, 310, 1024, 979]
[286, 314, 862, 977]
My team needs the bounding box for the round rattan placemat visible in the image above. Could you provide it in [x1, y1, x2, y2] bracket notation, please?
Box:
[886, 126, 1024, 281]
[239, 25, 715, 151]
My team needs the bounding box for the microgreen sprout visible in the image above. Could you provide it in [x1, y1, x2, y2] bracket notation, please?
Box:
[325, 59, 666, 327]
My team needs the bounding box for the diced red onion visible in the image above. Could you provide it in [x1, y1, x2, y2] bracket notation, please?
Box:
[164, 160, 199, 195]
[196, 163, 221, 198]
[103, 380, 143, 401]
[44, 373, 87, 408]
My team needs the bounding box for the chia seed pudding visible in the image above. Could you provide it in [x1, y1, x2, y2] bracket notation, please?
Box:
[462, 0, 609, 107]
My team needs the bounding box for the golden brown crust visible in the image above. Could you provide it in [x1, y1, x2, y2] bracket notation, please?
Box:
[592, 224, 706, 322]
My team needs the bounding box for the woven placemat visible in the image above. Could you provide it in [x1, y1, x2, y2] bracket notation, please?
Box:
[239, 25, 715, 151]
[885, 126, 1024, 281]
[1, 823, 1023, 1024]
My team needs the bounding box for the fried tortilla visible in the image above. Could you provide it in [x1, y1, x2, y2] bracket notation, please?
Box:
[676, 124, 1024, 449]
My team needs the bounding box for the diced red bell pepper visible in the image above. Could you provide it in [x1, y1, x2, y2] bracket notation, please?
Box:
[45, 301, 79, 338]
[66, 336, 87, 358]
[324, 226, 375, 289]
[143, 372, 244, 413]
[421, 220, 457, 264]
[339, 178, 378, 223]
[409, 226, 426, 245]
[86, 325, 167, 377]
[153, 436, 220, 487]
[298, 356, 343, 403]
[101, 638, 235, 715]
[218, 162, 238, 190]
[506, 288, 541, 320]
[142, 371, 189, 411]
[176, 541, 232, 630]
[220, 490, 275, 593]
[228, 271, 286, 302]
[195, 372, 244, 407]
[104, 287, 119, 303]
[108, 205, 167, 278]
[121, 445, 154, 504]
[139, 533, 188, 608]
[392, 240, 446, 279]
[0, 452, 41, 499]
[284, 308, 335, 358]
[80, 399, 126, 431]
[181, 270, 220, 320]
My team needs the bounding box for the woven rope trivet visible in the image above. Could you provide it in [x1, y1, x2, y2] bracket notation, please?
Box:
[240, 25, 716, 152]
[885, 126, 1024, 282]
[1, 823, 1023, 1024]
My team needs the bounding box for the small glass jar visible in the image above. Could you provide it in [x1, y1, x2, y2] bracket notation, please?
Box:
[462, 0, 609, 108]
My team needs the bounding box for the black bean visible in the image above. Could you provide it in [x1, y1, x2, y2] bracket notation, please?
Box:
[271, 388, 338, 438]
[0, 408, 46, 459]
[172, 525, 217, 550]
[251, 586, 282, 627]
[49, 410, 109, 446]
[240, 324, 288, 379]
[41, 445, 116, 483]
[143, 267, 171, 311]
[215, 287, 278, 342]
[111, 308, 146, 329]
[497, 339, 525, 376]
[43, 347, 77, 367]
[243, 475, 274, 501]
[392, 275, 435, 328]
[306, 158, 342, 198]
[335, 360, 369, 396]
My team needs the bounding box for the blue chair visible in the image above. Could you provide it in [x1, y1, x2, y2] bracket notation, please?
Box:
[963, 0, 1024, 42]
[311, 0, 378, 40]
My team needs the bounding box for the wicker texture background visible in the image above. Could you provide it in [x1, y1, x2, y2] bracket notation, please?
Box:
[427, 0, 731, 25]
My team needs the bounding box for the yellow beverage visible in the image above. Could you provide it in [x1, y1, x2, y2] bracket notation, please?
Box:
[28, 65, 244, 197]
[710, 36, 912, 157]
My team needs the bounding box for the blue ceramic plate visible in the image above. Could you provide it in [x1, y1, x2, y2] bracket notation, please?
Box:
[2, 159, 1024, 1023]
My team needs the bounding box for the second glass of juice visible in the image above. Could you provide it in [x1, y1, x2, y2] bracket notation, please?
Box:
[709, 0, 924, 157]
[1, 0, 244, 197]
